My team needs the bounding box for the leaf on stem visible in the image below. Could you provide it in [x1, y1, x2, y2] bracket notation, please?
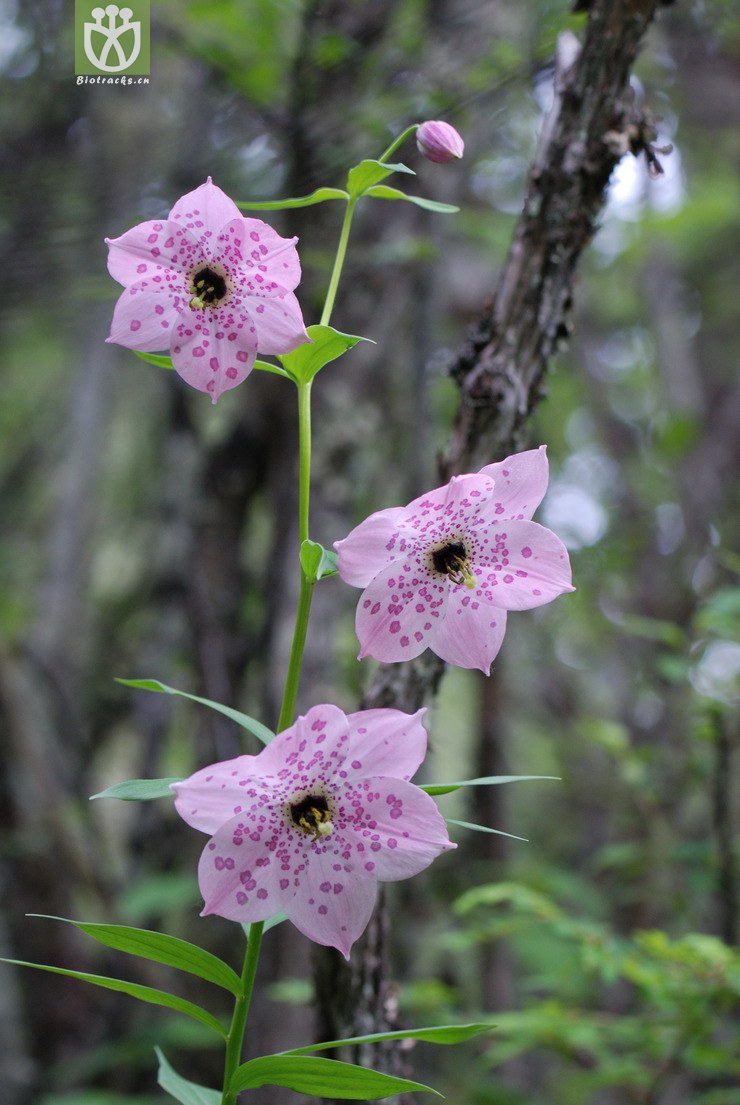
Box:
[300, 540, 339, 583]
[446, 818, 528, 842]
[346, 159, 414, 198]
[91, 777, 181, 801]
[237, 187, 349, 210]
[115, 678, 275, 746]
[364, 185, 460, 213]
[30, 916, 241, 994]
[156, 1048, 221, 1105]
[135, 350, 174, 369]
[228, 1055, 441, 1098]
[279, 324, 370, 386]
[253, 358, 291, 378]
[1, 959, 227, 1038]
[421, 774, 560, 796]
[280, 1021, 496, 1055]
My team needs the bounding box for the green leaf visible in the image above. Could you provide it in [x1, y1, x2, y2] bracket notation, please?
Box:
[156, 1048, 221, 1105]
[279, 324, 370, 385]
[347, 159, 414, 198]
[422, 774, 560, 796]
[281, 1021, 496, 1056]
[446, 818, 528, 842]
[134, 350, 174, 370]
[116, 678, 275, 746]
[90, 777, 181, 801]
[229, 1055, 441, 1098]
[1, 959, 227, 1038]
[237, 187, 349, 210]
[31, 917, 241, 995]
[253, 358, 291, 378]
[364, 185, 460, 213]
[300, 540, 339, 583]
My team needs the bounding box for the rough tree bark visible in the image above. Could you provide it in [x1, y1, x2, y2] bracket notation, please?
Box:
[312, 0, 669, 1089]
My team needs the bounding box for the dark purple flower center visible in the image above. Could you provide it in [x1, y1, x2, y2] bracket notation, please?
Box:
[432, 539, 477, 589]
[289, 793, 333, 840]
[189, 265, 228, 309]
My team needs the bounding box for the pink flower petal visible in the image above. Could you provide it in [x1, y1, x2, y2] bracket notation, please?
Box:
[430, 591, 508, 672]
[286, 847, 377, 960]
[107, 282, 183, 352]
[256, 704, 352, 779]
[355, 558, 448, 663]
[172, 754, 264, 835]
[479, 446, 550, 521]
[342, 708, 428, 782]
[169, 178, 242, 236]
[170, 312, 259, 403]
[198, 808, 297, 923]
[404, 472, 496, 542]
[245, 290, 311, 355]
[106, 220, 199, 287]
[335, 507, 412, 587]
[338, 777, 455, 882]
[472, 519, 574, 611]
[232, 217, 303, 293]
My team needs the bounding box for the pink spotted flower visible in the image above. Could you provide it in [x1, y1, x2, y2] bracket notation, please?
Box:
[105, 178, 309, 402]
[172, 705, 453, 958]
[335, 446, 574, 673]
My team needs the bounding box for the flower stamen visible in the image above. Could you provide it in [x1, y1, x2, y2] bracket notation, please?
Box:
[432, 540, 478, 589]
[189, 265, 228, 310]
[289, 794, 334, 842]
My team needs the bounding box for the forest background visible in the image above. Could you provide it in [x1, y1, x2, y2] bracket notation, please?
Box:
[0, 1, 739, 1104]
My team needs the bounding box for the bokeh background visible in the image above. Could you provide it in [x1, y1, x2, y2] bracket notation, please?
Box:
[1, 2, 738, 1104]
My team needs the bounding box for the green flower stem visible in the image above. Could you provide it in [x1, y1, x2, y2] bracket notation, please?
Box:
[277, 573, 314, 734]
[320, 197, 356, 328]
[221, 921, 264, 1105]
[297, 380, 312, 545]
[276, 378, 315, 734]
[378, 123, 418, 164]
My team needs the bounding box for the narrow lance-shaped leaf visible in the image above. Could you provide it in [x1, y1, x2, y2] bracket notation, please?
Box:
[229, 1055, 441, 1098]
[31, 916, 241, 994]
[1, 959, 227, 1038]
[91, 777, 181, 801]
[364, 185, 460, 213]
[422, 774, 560, 796]
[237, 187, 349, 210]
[280, 1021, 496, 1056]
[156, 1048, 221, 1105]
[116, 678, 275, 745]
[135, 350, 174, 369]
[446, 819, 528, 842]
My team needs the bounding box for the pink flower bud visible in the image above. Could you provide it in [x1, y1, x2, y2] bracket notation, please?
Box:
[416, 120, 464, 163]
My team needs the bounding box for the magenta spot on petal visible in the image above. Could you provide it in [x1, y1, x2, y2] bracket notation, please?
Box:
[193, 346, 205, 358]
[533, 588, 542, 595]
[320, 881, 331, 893]
[236, 350, 249, 363]
[400, 635, 410, 647]
[256, 888, 268, 900]
[503, 574, 513, 583]
[389, 621, 401, 634]
[351, 760, 362, 769]
[130, 319, 141, 332]
[521, 546, 532, 558]
[136, 263, 147, 273]
[280, 878, 289, 890]
[333, 883, 343, 894]
[155, 304, 164, 315]
[147, 232, 158, 243]
[365, 861, 376, 872]
[226, 366, 238, 379]
[209, 357, 219, 372]
[318, 905, 328, 915]
[414, 631, 423, 642]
